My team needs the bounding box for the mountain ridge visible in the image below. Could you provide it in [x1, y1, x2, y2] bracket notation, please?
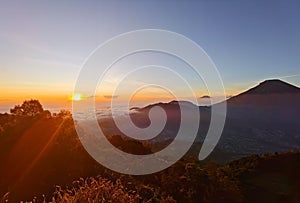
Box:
[226, 79, 300, 107]
[234, 79, 300, 96]
[131, 79, 300, 110]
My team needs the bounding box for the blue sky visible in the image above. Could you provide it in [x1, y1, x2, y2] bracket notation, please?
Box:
[0, 0, 300, 104]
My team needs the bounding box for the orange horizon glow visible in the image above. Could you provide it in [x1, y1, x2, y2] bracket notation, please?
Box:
[0, 90, 240, 104]
[0, 84, 241, 111]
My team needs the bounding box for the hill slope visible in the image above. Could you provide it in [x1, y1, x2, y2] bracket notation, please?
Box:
[49, 151, 300, 203]
[214, 79, 300, 160]
[227, 79, 300, 107]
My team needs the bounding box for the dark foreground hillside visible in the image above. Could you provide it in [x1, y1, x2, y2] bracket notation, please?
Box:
[0, 113, 105, 202]
[229, 151, 300, 203]
[49, 151, 300, 203]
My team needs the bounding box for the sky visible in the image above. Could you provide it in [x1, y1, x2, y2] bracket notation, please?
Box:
[0, 0, 300, 110]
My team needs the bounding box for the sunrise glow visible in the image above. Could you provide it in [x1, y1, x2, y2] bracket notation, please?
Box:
[71, 93, 82, 101]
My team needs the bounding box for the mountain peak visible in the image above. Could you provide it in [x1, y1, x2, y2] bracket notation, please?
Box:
[242, 79, 300, 95]
[226, 79, 300, 108]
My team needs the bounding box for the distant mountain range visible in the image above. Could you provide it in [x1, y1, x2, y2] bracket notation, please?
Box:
[119, 79, 300, 162]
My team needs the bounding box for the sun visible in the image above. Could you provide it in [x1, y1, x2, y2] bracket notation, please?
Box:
[71, 93, 82, 101]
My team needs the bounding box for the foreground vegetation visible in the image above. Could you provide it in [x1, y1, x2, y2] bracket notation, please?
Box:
[48, 151, 300, 203]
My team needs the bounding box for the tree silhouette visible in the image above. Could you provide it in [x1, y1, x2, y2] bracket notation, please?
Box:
[10, 99, 44, 116]
[10, 105, 23, 116]
[57, 109, 72, 118]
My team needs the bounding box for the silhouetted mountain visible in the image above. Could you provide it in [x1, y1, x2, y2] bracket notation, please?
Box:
[123, 79, 300, 162]
[227, 79, 300, 107]
[213, 79, 300, 161]
[240, 79, 300, 95]
[132, 100, 197, 111]
[200, 95, 211, 99]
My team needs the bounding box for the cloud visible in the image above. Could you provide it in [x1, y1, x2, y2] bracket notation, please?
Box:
[103, 95, 119, 99]
[279, 74, 300, 79]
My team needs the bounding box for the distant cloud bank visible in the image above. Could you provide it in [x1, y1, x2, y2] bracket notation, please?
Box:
[103, 95, 119, 99]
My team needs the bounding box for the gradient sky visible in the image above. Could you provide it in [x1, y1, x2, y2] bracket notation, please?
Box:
[0, 0, 300, 109]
